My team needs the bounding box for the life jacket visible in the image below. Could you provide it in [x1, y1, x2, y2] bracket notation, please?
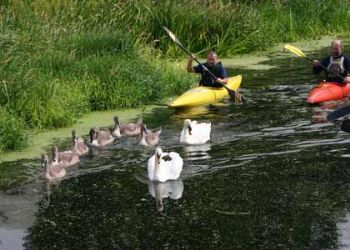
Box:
[200, 62, 224, 87]
[327, 56, 345, 79]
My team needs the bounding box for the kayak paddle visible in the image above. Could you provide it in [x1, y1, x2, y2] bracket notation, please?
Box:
[327, 104, 350, 122]
[341, 119, 350, 133]
[163, 26, 242, 103]
[284, 44, 345, 81]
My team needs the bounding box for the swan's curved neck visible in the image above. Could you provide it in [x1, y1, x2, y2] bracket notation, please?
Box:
[44, 162, 50, 178]
[52, 149, 58, 163]
[139, 125, 148, 145]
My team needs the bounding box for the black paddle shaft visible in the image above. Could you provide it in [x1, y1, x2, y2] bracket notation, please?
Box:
[327, 104, 350, 122]
[179, 45, 218, 80]
[164, 31, 218, 80]
[341, 119, 350, 133]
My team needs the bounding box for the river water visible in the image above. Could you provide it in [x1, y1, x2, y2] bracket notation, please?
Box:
[1, 42, 350, 249]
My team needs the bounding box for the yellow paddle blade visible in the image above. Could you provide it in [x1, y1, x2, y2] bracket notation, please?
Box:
[284, 44, 306, 58]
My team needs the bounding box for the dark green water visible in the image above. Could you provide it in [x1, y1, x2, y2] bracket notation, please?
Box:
[2, 46, 350, 249]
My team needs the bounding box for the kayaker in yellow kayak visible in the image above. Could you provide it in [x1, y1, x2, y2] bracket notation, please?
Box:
[187, 50, 228, 88]
[312, 39, 350, 85]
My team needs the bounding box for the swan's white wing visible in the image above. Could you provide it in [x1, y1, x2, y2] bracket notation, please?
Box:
[168, 152, 183, 179]
[189, 122, 211, 144]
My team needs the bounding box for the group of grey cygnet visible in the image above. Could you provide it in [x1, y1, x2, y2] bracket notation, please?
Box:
[41, 115, 161, 181]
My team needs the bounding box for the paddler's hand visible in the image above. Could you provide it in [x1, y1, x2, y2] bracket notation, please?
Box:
[312, 60, 320, 66]
[189, 54, 196, 61]
[215, 78, 226, 84]
[187, 55, 196, 73]
[344, 76, 350, 84]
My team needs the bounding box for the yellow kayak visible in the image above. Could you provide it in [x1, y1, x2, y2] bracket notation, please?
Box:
[169, 75, 242, 108]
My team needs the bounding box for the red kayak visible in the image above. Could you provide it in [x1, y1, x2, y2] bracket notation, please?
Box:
[307, 82, 350, 104]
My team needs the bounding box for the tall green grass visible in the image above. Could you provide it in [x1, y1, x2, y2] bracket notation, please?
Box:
[106, 0, 350, 56]
[0, 107, 29, 151]
[1, 0, 350, 151]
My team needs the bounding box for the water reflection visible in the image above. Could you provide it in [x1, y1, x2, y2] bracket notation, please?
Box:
[311, 106, 329, 123]
[183, 143, 211, 161]
[0, 181, 42, 250]
[174, 105, 211, 118]
[41, 182, 60, 209]
[87, 144, 102, 157]
[0, 228, 26, 250]
[337, 212, 350, 250]
[173, 102, 235, 122]
[148, 180, 184, 212]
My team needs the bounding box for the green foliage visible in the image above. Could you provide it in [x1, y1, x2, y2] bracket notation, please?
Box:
[0, 108, 29, 151]
[0, 21, 193, 150]
[1, 0, 350, 150]
[113, 0, 350, 57]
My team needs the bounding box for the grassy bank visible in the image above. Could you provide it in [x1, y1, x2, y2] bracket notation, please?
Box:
[120, 0, 350, 56]
[1, 0, 350, 151]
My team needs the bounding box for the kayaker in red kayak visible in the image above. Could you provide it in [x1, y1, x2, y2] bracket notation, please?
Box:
[312, 39, 350, 85]
[187, 50, 228, 88]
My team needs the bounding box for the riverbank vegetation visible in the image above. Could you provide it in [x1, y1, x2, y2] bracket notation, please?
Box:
[1, 0, 350, 151]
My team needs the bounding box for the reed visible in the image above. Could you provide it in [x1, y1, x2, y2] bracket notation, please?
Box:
[0, 108, 29, 152]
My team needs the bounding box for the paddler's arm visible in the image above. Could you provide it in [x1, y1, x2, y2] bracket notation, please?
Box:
[312, 57, 329, 75]
[344, 75, 350, 84]
[215, 77, 228, 84]
[187, 55, 196, 73]
[343, 56, 350, 84]
[215, 64, 228, 84]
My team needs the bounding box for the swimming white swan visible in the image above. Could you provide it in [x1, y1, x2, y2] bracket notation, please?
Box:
[112, 116, 143, 138]
[180, 119, 211, 145]
[147, 147, 183, 182]
[41, 153, 66, 181]
[139, 124, 161, 146]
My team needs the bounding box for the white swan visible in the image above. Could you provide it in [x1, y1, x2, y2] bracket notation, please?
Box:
[147, 147, 183, 182]
[180, 119, 211, 145]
